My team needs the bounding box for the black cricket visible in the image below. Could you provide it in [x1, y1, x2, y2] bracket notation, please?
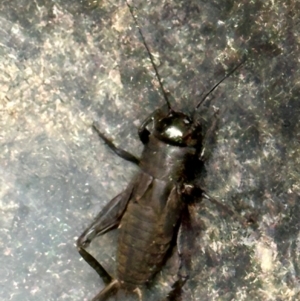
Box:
[77, 1, 245, 300]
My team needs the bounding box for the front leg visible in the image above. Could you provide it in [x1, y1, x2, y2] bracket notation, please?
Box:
[93, 122, 140, 165]
[138, 110, 156, 144]
[138, 106, 170, 144]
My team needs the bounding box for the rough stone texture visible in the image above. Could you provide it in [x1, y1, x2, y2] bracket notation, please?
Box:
[0, 0, 299, 300]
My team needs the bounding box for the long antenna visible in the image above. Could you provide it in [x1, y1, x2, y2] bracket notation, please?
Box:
[195, 58, 246, 110]
[125, 0, 172, 110]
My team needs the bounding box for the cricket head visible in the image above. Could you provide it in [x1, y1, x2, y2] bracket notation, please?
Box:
[153, 109, 202, 147]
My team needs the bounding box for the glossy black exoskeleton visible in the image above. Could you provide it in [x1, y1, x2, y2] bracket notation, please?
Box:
[76, 1, 245, 300]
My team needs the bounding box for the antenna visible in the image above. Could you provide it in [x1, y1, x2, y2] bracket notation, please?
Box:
[125, 0, 172, 110]
[195, 58, 246, 110]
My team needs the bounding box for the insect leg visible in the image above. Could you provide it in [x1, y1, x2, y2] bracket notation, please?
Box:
[182, 184, 251, 227]
[202, 192, 251, 227]
[138, 107, 170, 144]
[138, 115, 154, 144]
[93, 122, 140, 165]
[164, 276, 188, 301]
[78, 246, 113, 285]
[162, 205, 194, 301]
[77, 184, 133, 282]
[199, 108, 221, 162]
[90, 279, 120, 301]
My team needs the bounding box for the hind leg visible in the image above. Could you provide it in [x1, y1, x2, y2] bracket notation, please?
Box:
[77, 184, 134, 299]
[164, 276, 188, 301]
[155, 206, 193, 301]
[91, 280, 120, 301]
[77, 187, 133, 278]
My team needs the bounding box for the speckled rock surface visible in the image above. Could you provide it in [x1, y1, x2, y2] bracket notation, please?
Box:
[0, 0, 299, 300]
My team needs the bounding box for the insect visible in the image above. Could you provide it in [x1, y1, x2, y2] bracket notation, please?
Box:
[77, 1, 245, 300]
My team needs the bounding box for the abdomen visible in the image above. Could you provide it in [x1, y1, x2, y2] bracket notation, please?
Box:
[117, 201, 173, 287]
